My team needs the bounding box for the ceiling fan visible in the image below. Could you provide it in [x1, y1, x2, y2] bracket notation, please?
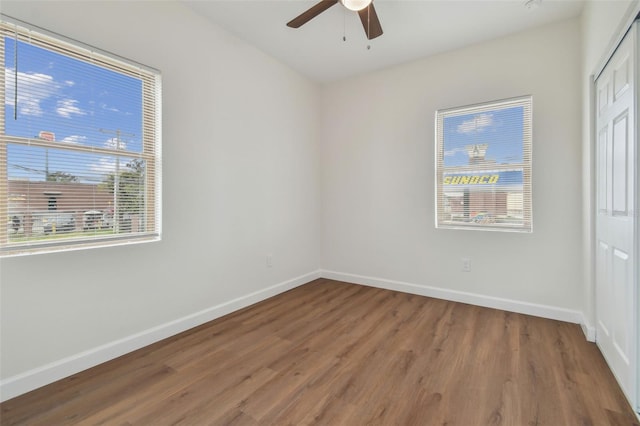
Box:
[287, 0, 383, 40]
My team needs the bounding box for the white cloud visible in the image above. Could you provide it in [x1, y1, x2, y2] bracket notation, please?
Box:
[101, 103, 120, 113]
[4, 68, 59, 116]
[457, 113, 494, 134]
[89, 137, 131, 176]
[444, 147, 467, 157]
[104, 137, 127, 150]
[60, 135, 87, 145]
[89, 155, 133, 176]
[90, 157, 117, 174]
[56, 98, 86, 118]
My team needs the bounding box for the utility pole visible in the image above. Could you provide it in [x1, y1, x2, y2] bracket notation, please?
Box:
[99, 128, 134, 233]
[38, 131, 56, 181]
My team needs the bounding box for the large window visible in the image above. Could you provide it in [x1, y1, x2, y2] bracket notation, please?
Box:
[0, 17, 161, 256]
[435, 96, 532, 232]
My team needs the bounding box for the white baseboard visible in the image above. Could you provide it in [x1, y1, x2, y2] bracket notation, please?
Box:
[321, 270, 591, 335]
[0, 270, 321, 403]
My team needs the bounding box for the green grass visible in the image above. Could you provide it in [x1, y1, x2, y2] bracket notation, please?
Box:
[9, 229, 117, 243]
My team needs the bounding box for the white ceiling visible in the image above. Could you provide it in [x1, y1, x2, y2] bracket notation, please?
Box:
[182, 0, 585, 83]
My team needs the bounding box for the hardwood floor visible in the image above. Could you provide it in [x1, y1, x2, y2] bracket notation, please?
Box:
[1, 278, 638, 425]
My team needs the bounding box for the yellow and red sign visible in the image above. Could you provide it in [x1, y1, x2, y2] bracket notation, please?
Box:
[38, 131, 55, 142]
[443, 174, 499, 185]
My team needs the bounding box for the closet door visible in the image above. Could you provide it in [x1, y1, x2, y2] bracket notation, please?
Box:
[595, 22, 638, 409]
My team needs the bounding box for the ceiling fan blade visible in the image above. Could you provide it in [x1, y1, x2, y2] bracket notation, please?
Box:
[287, 0, 339, 28]
[358, 3, 383, 40]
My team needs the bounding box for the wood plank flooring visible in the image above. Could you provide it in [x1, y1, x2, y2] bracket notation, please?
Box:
[1, 278, 638, 425]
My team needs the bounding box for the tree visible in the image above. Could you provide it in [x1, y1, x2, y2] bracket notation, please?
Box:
[46, 171, 78, 182]
[118, 159, 145, 215]
[100, 159, 145, 231]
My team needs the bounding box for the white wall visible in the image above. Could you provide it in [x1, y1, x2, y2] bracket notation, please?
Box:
[320, 19, 584, 316]
[580, 0, 638, 333]
[0, 0, 321, 399]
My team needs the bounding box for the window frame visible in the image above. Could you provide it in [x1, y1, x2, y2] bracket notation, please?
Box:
[435, 96, 532, 233]
[0, 15, 162, 257]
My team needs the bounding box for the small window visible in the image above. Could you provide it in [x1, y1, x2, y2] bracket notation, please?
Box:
[47, 196, 57, 211]
[0, 17, 162, 256]
[435, 96, 532, 232]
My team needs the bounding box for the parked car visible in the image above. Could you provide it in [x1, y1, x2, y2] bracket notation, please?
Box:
[42, 213, 76, 235]
[7, 215, 22, 235]
[471, 212, 495, 224]
[83, 210, 102, 230]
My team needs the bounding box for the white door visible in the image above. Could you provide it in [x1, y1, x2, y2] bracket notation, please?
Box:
[595, 23, 638, 409]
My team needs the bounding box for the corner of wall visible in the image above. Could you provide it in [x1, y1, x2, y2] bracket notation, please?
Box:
[580, 313, 596, 342]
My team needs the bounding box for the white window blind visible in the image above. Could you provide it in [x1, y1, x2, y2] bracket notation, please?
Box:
[435, 96, 532, 232]
[0, 16, 162, 256]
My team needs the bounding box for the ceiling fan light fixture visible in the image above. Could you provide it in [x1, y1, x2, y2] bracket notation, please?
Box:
[341, 0, 372, 12]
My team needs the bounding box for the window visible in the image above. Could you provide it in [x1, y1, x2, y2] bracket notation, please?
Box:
[0, 17, 161, 256]
[435, 96, 532, 232]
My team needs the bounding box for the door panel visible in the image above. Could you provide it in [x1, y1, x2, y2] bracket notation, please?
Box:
[613, 53, 630, 99]
[612, 247, 630, 361]
[612, 111, 628, 215]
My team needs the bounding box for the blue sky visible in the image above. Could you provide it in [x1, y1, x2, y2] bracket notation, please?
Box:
[442, 105, 524, 168]
[4, 37, 142, 182]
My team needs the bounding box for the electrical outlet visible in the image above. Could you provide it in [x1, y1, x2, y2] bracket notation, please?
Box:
[461, 257, 471, 272]
[266, 254, 273, 268]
